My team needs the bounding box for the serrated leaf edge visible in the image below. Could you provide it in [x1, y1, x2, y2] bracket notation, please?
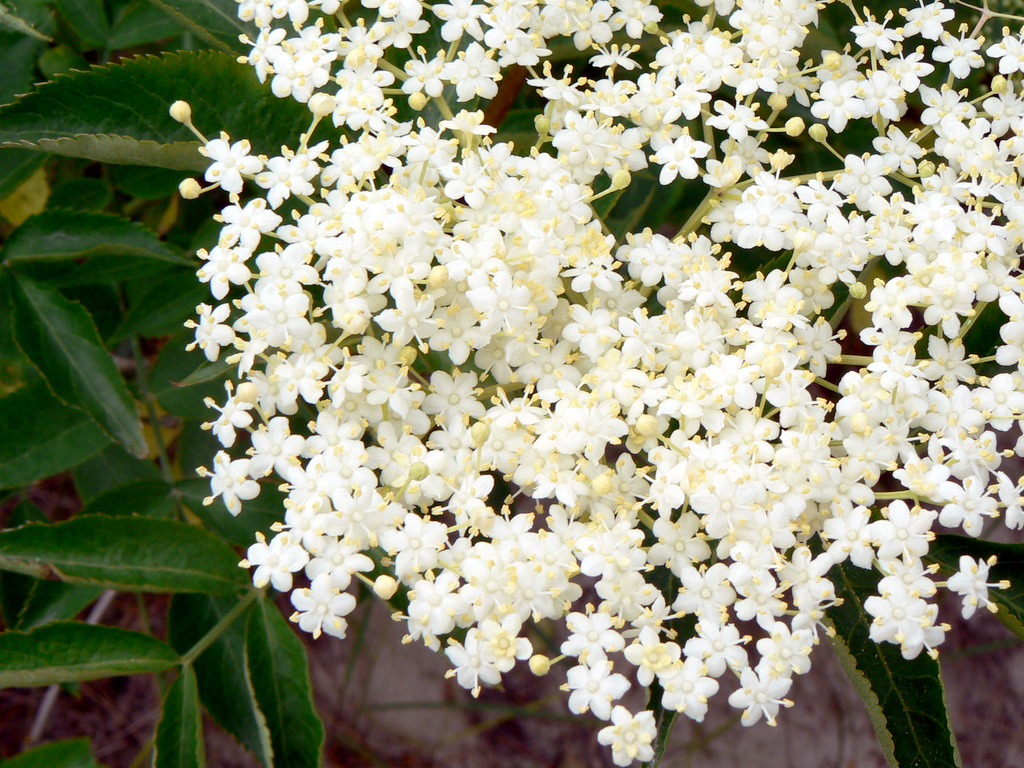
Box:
[0, 135, 204, 170]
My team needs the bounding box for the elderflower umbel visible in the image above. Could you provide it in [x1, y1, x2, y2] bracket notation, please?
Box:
[181, 0, 1024, 762]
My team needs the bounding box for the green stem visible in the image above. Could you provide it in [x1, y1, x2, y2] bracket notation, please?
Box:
[179, 589, 260, 665]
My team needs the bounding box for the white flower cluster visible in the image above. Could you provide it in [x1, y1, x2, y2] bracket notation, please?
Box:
[181, 0, 1024, 762]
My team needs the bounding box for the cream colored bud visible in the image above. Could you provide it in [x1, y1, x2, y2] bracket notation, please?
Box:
[993, 75, 1008, 94]
[170, 100, 192, 124]
[849, 281, 867, 299]
[178, 178, 202, 199]
[918, 160, 936, 178]
[374, 575, 399, 600]
[407, 461, 429, 482]
[529, 654, 551, 676]
[408, 91, 429, 111]
[346, 45, 367, 68]
[849, 412, 871, 435]
[761, 354, 784, 380]
[308, 93, 336, 117]
[534, 114, 550, 136]
[428, 264, 449, 290]
[470, 421, 491, 445]
[610, 168, 632, 190]
[808, 123, 828, 143]
[784, 116, 805, 137]
[823, 51, 844, 71]
[235, 381, 260, 404]
[591, 472, 614, 496]
[398, 346, 417, 367]
[634, 413, 658, 437]
[767, 92, 788, 111]
[769, 149, 794, 172]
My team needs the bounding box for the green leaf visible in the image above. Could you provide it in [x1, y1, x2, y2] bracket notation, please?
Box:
[0, 501, 46, 627]
[47, 178, 113, 211]
[79, 478, 176, 518]
[154, 664, 206, 768]
[827, 560, 962, 768]
[0, 380, 111, 489]
[177, 477, 282, 547]
[38, 45, 88, 80]
[0, 0, 50, 40]
[0, 51, 316, 170]
[15, 580, 104, 629]
[173, 356, 232, 388]
[143, 0, 246, 52]
[926, 534, 1024, 640]
[168, 594, 272, 767]
[0, 738, 101, 768]
[108, 272, 206, 344]
[0, 148, 45, 200]
[108, 164, 186, 200]
[73, 443, 161, 503]
[151, 330, 228, 419]
[0, 620, 178, 688]
[2, 208, 188, 266]
[107, 0, 183, 49]
[0, 28, 48, 106]
[54, 0, 109, 47]
[9, 273, 147, 457]
[0, 515, 249, 593]
[246, 597, 324, 768]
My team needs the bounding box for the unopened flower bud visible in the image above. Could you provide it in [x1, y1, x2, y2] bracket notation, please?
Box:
[784, 116, 804, 136]
[308, 93, 336, 117]
[471, 421, 490, 445]
[534, 114, 550, 136]
[179, 178, 202, 199]
[235, 381, 260, 404]
[769, 149, 794, 172]
[823, 51, 844, 71]
[808, 124, 828, 143]
[529, 654, 551, 676]
[408, 91, 429, 111]
[849, 412, 871, 435]
[398, 346, 417, 367]
[170, 100, 192, 124]
[428, 264, 449, 290]
[918, 160, 936, 178]
[761, 354, 784, 380]
[992, 75, 1008, 94]
[767, 92, 788, 111]
[849, 281, 867, 299]
[407, 461, 429, 482]
[634, 413, 658, 437]
[374, 575, 399, 600]
[346, 45, 367, 68]
[610, 168, 632, 190]
[591, 472, 614, 496]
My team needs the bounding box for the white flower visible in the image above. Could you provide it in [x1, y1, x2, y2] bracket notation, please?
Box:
[201, 134, 264, 194]
[565, 659, 630, 720]
[200, 451, 261, 515]
[290, 574, 356, 638]
[946, 555, 1006, 619]
[596, 707, 656, 766]
[727, 667, 793, 726]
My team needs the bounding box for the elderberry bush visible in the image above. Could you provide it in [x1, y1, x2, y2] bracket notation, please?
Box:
[178, 0, 1024, 763]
